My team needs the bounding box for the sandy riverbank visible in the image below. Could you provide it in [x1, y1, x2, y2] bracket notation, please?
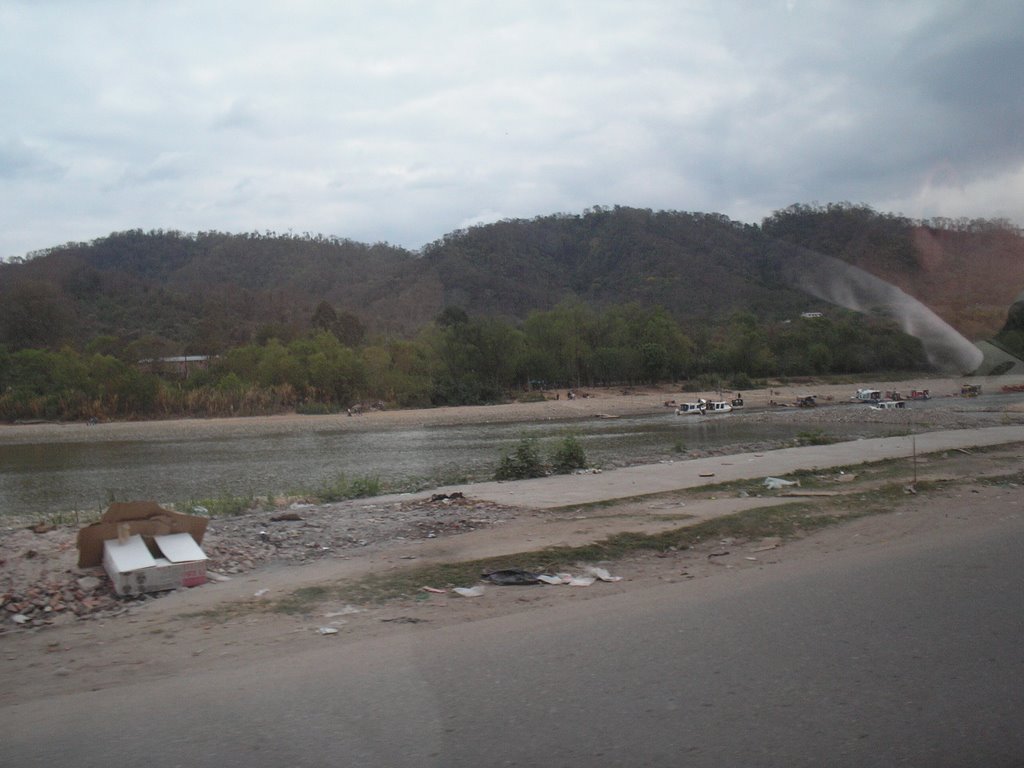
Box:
[1, 374, 1018, 445]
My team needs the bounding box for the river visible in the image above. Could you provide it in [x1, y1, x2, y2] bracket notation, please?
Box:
[0, 399, 970, 519]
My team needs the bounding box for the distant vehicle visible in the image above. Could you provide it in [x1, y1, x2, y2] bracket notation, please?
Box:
[676, 401, 706, 415]
[796, 395, 817, 407]
[704, 400, 734, 414]
[853, 388, 882, 401]
[960, 383, 982, 397]
[908, 389, 931, 400]
[675, 398, 734, 415]
[870, 400, 907, 410]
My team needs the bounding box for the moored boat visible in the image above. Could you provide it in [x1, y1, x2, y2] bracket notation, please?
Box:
[675, 401, 706, 415]
[869, 399, 907, 410]
[675, 397, 734, 415]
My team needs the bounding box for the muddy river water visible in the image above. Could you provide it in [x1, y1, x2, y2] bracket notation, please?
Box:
[1, 399, 977, 518]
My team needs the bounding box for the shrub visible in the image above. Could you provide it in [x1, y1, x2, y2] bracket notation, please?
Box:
[494, 438, 546, 480]
[551, 435, 587, 474]
[729, 372, 756, 390]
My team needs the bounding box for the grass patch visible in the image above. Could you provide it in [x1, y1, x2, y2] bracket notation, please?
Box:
[187, 493, 259, 518]
[794, 429, 837, 446]
[315, 474, 382, 502]
[272, 585, 333, 614]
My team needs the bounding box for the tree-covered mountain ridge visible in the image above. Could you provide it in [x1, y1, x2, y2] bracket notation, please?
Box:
[2, 203, 1022, 355]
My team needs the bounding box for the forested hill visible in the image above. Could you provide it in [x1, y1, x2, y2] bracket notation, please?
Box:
[1, 205, 1022, 356]
[762, 204, 1024, 343]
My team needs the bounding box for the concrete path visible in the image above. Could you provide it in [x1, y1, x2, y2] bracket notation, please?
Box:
[432, 425, 1023, 509]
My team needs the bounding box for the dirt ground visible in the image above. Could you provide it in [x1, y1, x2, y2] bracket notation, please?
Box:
[1, 374, 1023, 706]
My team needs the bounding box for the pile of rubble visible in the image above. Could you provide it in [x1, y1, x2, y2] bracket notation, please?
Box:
[1, 493, 515, 632]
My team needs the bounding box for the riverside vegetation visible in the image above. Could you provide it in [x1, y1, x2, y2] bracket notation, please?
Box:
[5, 202, 1023, 424]
[0, 304, 928, 423]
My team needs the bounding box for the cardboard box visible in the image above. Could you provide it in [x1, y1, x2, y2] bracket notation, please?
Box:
[77, 501, 208, 568]
[103, 532, 208, 596]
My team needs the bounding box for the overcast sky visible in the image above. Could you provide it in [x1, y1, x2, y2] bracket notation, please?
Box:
[2, 1, 1022, 259]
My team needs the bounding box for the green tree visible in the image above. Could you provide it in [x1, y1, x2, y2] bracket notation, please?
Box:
[0, 281, 72, 350]
[522, 299, 596, 387]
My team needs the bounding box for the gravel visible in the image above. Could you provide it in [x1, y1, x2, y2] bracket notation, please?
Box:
[0, 493, 517, 632]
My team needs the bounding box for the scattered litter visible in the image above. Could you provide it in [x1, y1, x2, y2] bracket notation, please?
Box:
[11, 614, 29, 625]
[421, 586, 447, 594]
[452, 586, 485, 597]
[317, 627, 339, 635]
[698, 472, 715, 478]
[430, 491, 466, 502]
[482, 568, 541, 585]
[537, 574, 566, 585]
[568, 577, 595, 586]
[707, 550, 730, 558]
[745, 557, 758, 561]
[254, 589, 269, 597]
[323, 606, 362, 618]
[763, 476, 800, 490]
[585, 566, 623, 582]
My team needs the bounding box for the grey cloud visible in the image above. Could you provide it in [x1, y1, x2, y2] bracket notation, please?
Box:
[212, 100, 266, 133]
[0, 1, 1021, 258]
[0, 139, 64, 180]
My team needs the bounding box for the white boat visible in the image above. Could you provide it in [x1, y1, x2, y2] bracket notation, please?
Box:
[676, 401, 706, 415]
[676, 398, 733, 415]
[853, 388, 882, 402]
[870, 399, 906, 410]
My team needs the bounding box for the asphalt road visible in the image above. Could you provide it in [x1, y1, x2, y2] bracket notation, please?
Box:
[4, 487, 1022, 767]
